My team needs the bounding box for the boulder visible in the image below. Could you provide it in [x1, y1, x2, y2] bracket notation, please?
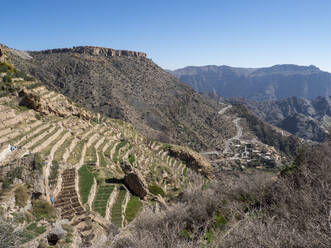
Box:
[47, 220, 68, 245]
[167, 145, 215, 179]
[120, 162, 148, 199]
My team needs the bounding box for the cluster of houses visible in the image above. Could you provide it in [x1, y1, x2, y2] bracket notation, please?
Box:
[224, 139, 284, 169]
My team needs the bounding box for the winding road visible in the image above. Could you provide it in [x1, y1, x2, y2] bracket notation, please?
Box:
[200, 105, 243, 156]
[223, 118, 242, 154]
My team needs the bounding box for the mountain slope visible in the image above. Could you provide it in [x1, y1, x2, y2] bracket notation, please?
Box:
[170, 64, 331, 101]
[0, 59, 214, 247]
[5, 45, 236, 152]
[229, 96, 331, 142]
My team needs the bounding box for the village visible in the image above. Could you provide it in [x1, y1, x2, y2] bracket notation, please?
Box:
[201, 137, 286, 172]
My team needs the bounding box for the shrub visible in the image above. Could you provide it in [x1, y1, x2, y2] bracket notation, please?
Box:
[128, 154, 135, 164]
[15, 185, 29, 207]
[112, 143, 331, 248]
[2, 167, 23, 189]
[31, 200, 56, 220]
[33, 153, 43, 172]
[3, 74, 12, 83]
[48, 161, 59, 186]
[0, 62, 14, 73]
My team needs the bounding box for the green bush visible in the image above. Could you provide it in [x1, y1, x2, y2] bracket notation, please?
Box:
[48, 161, 59, 186]
[128, 154, 135, 164]
[0, 62, 14, 73]
[33, 153, 43, 172]
[15, 185, 29, 207]
[3, 74, 12, 83]
[31, 200, 56, 220]
[2, 166, 23, 189]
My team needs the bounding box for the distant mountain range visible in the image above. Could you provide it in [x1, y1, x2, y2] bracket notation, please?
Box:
[229, 96, 331, 142]
[170, 64, 331, 101]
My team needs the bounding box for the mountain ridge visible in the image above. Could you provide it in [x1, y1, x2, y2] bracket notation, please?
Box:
[170, 64, 331, 101]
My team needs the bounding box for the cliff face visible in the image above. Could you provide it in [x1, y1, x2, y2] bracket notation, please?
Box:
[170, 64, 331, 101]
[31, 46, 147, 58]
[229, 96, 331, 142]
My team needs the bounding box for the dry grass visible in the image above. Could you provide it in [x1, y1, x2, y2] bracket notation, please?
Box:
[110, 143, 331, 248]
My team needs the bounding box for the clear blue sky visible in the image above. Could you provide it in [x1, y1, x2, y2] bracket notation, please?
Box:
[2, 0, 331, 71]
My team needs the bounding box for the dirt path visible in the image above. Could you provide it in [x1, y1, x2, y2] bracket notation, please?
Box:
[223, 118, 242, 154]
[218, 105, 232, 115]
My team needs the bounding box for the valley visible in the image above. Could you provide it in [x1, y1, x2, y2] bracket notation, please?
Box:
[0, 44, 328, 248]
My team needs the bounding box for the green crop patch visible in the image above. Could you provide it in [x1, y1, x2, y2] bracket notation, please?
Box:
[111, 186, 127, 227]
[93, 184, 115, 217]
[85, 145, 97, 164]
[148, 184, 166, 197]
[78, 165, 94, 204]
[125, 195, 142, 223]
[98, 152, 107, 167]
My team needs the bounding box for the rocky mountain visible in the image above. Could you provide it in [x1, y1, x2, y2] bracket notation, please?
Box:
[229, 96, 331, 142]
[170, 64, 331, 101]
[5, 45, 238, 152]
[0, 45, 306, 247]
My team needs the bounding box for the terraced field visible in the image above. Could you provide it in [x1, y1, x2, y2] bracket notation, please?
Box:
[111, 186, 127, 227]
[92, 184, 115, 217]
[0, 79, 192, 236]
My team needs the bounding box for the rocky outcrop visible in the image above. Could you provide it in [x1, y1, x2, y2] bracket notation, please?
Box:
[19, 88, 91, 120]
[120, 162, 148, 199]
[31, 46, 147, 58]
[167, 145, 215, 179]
[0, 45, 7, 63]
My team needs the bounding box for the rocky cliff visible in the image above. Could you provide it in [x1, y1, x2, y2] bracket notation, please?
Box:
[229, 96, 331, 142]
[170, 64, 331, 101]
[31, 46, 147, 58]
